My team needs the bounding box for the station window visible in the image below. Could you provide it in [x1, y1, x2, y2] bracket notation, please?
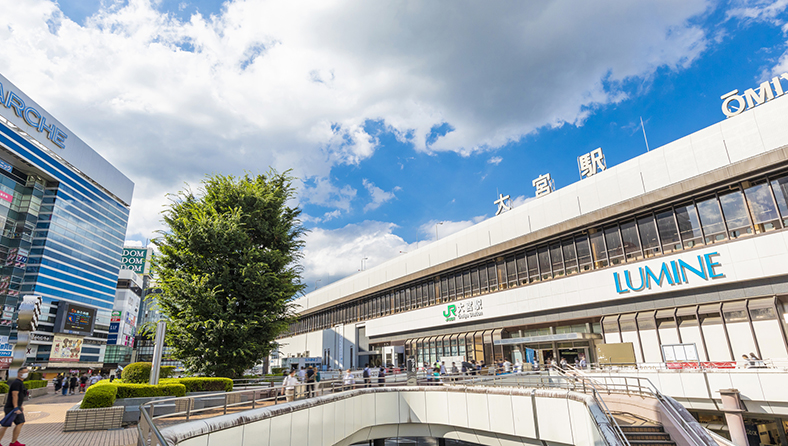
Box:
[637, 215, 660, 258]
[674, 203, 703, 249]
[562, 239, 578, 275]
[620, 220, 643, 262]
[526, 249, 539, 282]
[719, 190, 752, 239]
[589, 230, 607, 268]
[697, 196, 726, 244]
[537, 246, 551, 281]
[743, 179, 781, 233]
[604, 226, 624, 265]
[549, 243, 564, 277]
[770, 174, 788, 226]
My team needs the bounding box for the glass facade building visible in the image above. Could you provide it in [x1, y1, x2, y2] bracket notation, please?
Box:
[0, 73, 133, 367]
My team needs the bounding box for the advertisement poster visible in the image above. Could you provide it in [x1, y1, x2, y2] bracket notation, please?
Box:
[63, 304, 96, 333]
[50, 334, 84, 362]
[0, 336, 12, 357]
[120, 248, 150, 274]
[111, 310, 122, 323]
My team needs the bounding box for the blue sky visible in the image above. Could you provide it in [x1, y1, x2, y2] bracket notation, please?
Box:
[7, 0, 788, 288]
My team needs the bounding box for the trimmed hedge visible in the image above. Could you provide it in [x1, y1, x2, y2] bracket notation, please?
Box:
[114, 383, 186, 399]
[121, 362, 152, 384]
[28, 372, 43, 381]
[160, 365, 176, 379]
[80, 382, 187, 408]
[165, 377, 233, 393]
[81, 383, 118, 409]
[24, 380, 48, 390]
[0, 383, 8, 394]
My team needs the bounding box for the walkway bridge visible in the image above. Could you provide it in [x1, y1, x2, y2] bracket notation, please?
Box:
[136, 372, 731, 446]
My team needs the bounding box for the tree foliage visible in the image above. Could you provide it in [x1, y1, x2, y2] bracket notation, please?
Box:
[153, 171, 304, 378]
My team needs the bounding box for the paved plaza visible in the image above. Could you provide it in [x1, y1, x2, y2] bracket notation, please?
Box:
[9, 389, 137, 446]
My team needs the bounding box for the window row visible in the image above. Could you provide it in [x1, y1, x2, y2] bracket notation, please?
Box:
[285, 172, 788, 337]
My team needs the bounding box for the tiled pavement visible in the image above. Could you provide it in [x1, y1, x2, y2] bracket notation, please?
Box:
[5, 388, 138, 446]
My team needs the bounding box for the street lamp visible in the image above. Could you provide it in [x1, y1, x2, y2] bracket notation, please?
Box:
[435, 221, 444, 241]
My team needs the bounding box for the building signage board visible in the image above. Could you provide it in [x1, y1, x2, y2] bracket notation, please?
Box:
[613, 252, 722, 294]
[532, 173, 554, 197]
[0, 336, 12, 357]
[577, 148, 606, 179]
[120, 248, 150, 274]
[0, 81, 68, 148]
[721, 73, 788, 117]
[50, 334, 84, 362]
[0, 159, 11, 173]
[443, 298, 483, 323]
[63, 304, 96, 333]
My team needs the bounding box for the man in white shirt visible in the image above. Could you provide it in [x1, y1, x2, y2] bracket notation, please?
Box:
[503, 360, 512, 373]
[297, 367, 306, 382]
[283, 370, 300, 402]
[343, 369, 355, 391]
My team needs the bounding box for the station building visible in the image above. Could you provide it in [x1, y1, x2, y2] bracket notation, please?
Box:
[0, 73, 133, 369]
[277, 82, 788, 373]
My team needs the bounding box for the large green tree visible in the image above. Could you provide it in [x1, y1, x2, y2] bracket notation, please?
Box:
[153, 171, 305, 378]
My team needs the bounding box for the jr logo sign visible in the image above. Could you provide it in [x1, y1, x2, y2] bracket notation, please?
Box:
[443, 305, 457, 321]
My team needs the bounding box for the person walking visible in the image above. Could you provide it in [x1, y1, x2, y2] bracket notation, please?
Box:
[305, 366, 316, 397]
[450, 362, 459, 374]
[377, 366, 386, 387]
[343, 369, 355, 391]
[54, 374, 62, 394]
[439, 362, 447, 375]
[297, 366, 306, 382]
[79, 373, 88, 393]
[283, 370, 299, 402]
[109, 374, 115, 383]
[0, 366, 29, 446]
[362, 364, 371, 388]
[69, 373, 78, 395]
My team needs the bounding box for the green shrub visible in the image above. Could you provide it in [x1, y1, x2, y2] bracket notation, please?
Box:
[170, 377, 233, 393]
[23, 380, 47, 389]
[113, 383, 186, 399]
[271, 367, 287, 375]
[28, 372, 43, 381]
[121, 362, 152, 384]
[0, 383, 8, 394]
[160, 366, 176, 379]
[81, 384, 118, 409]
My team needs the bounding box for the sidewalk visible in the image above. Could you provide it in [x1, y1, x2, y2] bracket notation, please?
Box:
[5, 388, 138, 446]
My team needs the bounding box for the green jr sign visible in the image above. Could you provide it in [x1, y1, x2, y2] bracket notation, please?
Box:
[442, 299, 484, 323]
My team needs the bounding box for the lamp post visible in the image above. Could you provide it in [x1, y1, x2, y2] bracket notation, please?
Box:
[149, 321, 167, 385]
[435, 222, 444, 241]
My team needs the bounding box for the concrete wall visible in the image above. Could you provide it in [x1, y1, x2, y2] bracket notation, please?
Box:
[293, 94, 788, 314]
[162, 387, 614, 446]
[585, 369, 788, 416]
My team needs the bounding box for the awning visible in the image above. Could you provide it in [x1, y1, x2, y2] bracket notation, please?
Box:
[494, 332, 602, 346]
[357, 350, 381, 356]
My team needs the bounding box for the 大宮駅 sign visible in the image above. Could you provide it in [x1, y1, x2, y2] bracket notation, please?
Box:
[0, 82, 67, 148]
[721, 74, 788, 118]
[614, 252, 722, 294]
[443, 298, 484, 322]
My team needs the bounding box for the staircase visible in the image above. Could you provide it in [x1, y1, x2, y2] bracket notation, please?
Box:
[614, 413, 676, 446]
[620, 425, 676, 446]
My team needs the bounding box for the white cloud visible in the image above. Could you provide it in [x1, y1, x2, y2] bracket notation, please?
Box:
[420, 216, 488, 242]
[301, 177, 357, 212]
[487, 156, 503, 165]
[362, 179, 400, 212]
[0, 0, 713, 243]
[301, 220, 416, 287]
[511, 194, 537, 208]
[727, 0, 788, 24]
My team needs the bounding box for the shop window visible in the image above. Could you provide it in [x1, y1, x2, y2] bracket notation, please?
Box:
[674, 203, 704, 249]
[562, 239, 578, 275]
[516, 253, 528, 284]
[748, 298, 778, 321]
[770, 174, 788, 226]
[744, 179, 781, 233]
[637, 215, 661, 258]
[589, 229, 608, 268]
[719, 190, 753, 239]
[575, 235, 593, 272]
[620, 220, 643, 261]
[550, 243, 564, 277]
[526, 249, 539, 282]
[470, 269, 480, 296]
[722, 302, 749, 323]
[506, 256, 517, 287]
[696, 196, 727, 244]
[537, 246, 552, 281]
[487, 263, 498, 291]
[604, 226, 624, 265]
[497, 261, 507, 290]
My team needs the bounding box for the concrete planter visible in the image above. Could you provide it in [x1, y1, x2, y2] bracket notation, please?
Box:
[63, 404, 124, 432]
[2, 386, 48, 405]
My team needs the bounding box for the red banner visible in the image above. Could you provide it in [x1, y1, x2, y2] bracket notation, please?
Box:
[666, 361, 736, 369]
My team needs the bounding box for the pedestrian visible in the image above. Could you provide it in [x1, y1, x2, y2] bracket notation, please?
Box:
[343, 369, 355, 391]
[88, 374, 100, 388]
[451, 362, 459, 374]
[69, 373, 78, 395]
[560, 357, 568, 369]
[305, 366, 316, 397]
[432, 367, 441, 384]
[579, 355, 587, 369]
[439, 362, 447, 375]
[362, 364, 371, 388]
[79, 373, 88, 393]
[54, 374, 62, 393]
[297, 366, 306, 382]
[109, 374, 115, 383]
[503, 359, 512, 373]
[0, 366, 28, 446]
[377, 365, 386, 387]
[282, 370, 299, 402]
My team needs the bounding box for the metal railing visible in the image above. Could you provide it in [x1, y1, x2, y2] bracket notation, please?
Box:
[138, 373, 434, 446]
[444, 367, 716, 446]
